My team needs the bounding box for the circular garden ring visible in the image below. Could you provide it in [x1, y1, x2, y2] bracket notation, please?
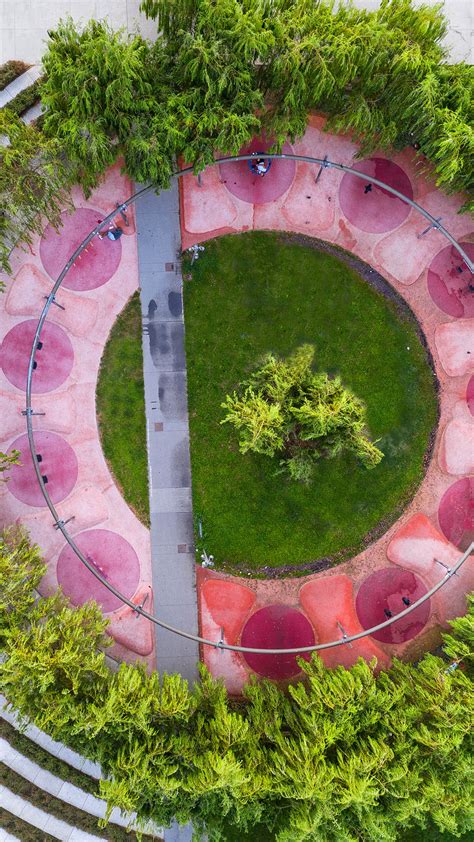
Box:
[23, 153, 474, 657]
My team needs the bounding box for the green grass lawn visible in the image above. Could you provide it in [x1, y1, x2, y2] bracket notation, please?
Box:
[184, 232, 438, 572]
[96, 291, 149, 525]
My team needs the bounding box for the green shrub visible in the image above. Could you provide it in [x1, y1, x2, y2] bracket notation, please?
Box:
[0, 527, 472, 842]
[222, 344, 383, 483]
[0, 60, 30, 91]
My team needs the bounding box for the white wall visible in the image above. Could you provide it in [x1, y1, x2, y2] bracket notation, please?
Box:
[0, 0, 471, 68]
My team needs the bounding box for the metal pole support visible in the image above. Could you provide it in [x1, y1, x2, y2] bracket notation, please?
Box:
[53, 516, 75, 530]
[44, 294, 65, 311]
[22, 408, 45, 417]
[314, 155, 330, 185]
[417, 217, 442, 239]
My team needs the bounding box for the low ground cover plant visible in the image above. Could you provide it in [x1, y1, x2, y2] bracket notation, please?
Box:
[0, 526, 472, 842]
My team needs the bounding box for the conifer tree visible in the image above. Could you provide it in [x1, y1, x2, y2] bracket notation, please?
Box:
[0, 110, 72, 275]
[222, 344, 383, 483]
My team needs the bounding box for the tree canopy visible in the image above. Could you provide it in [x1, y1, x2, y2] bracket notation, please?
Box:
[0, 109, 72, 275]
[0, 527, 472, 841]
[222, 345, 383, 483]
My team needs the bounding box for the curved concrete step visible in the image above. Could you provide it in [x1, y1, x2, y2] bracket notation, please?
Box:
[0, 784, 104, 841]
[0, 65, 42, 109]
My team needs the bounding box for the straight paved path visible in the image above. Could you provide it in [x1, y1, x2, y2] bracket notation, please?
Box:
[135, 182, 200, 685]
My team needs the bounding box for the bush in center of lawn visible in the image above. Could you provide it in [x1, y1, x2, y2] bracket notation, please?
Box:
[222, 344, 383, 484]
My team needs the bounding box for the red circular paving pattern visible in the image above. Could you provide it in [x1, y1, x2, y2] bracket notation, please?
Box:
[356, 568, 430, 644]
[467, 375, 474, 417]
[427, 243, 474, 318]
[1, 319, 74, 393]
[40, 208, 122, 291]
[56, 529, 140, 613]
[219, 137, 296, 205]
[338, 157, 413, 234]
[7, 431, 78, 507]
[438, 478, 474, 550]
[240, 604, 315, 679]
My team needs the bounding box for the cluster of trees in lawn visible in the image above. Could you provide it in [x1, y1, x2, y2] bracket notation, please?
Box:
[1, 525, 473, 841]
[1, 0, 473, 273]
[222, 344, 383, 483]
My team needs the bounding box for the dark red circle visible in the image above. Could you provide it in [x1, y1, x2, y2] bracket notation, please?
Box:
[7, 431, 78, 507]
[438, 478, 474, 550]
[1, 319, 74, 393]
[339, 157, 413, 233]
[219, 137, 296, 205]
[467, 375, 474, 417]
[240, 604, 315, 679]
[56, 529, 140, 613]
[427, 243, 474, 318]
[40, 208, 122, 291]
[356, 567, 430, 644]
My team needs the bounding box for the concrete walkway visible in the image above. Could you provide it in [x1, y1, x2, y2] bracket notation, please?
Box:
[135, 182, 199, 685]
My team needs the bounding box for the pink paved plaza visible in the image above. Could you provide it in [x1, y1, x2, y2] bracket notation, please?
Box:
[1, 116, 473, 688]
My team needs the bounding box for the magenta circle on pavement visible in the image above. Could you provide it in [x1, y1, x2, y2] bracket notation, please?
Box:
[7, 431, 78, 507]
[40, 208, 122, 291]
[467, 375, 474, 417]
[1, 319, 74, 393]
[219, 137, 296, 205]
[438, 478, 474, 551]
[338, 157, 413, 233]
[240, 604, 315, 679]
[356, 567, 430, 644]
[56, 529, 140, 613]
[427, 243, 474, 318]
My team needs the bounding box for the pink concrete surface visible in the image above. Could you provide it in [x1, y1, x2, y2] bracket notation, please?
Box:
[439, 417, 474, 475]
[201, 579, 255, 643]
[1, 319, 74, 393]
[219, 137, 296, 205]
[435, 320, 474, 377]
[107, 586, 154, 656]
[7, 431, 78, 507]
[355, 567, 430, 644]
[387, 513, 474, 623]
[1, 163, 154, 669]
[427, 243, 474, 318]
[56, 528, 141, 613]
[438, 478, 474, 551]
[467, 375, 474, 416]
[40, 208, 122, 291]
[240, 604, 315, 679]
[5, 264, 99, 338]
[338, 158, 413, 234]
[300, 576, 391, 671]
[186, 118, 473, 690]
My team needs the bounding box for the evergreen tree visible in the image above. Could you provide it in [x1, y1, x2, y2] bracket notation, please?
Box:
[0, 110, 72, 275]
[222, 344, 383, 483]
[0, 525, 45, 647]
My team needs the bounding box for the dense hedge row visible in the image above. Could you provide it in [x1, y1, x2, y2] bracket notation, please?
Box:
[0, 526, 472, 842]
[1, 0, 472, 275]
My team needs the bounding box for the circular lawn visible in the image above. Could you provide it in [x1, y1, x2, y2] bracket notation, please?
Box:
[97, 233, 438, 574]
[183, 232, 438, 572]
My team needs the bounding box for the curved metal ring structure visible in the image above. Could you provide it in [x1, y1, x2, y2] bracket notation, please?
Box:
[24, 154, 474, 655]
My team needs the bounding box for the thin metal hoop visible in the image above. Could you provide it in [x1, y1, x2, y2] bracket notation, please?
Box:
[23, 154, 474, 655]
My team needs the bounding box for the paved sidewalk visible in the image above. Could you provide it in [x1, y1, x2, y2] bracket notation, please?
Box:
[135, 183, 199, 685]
